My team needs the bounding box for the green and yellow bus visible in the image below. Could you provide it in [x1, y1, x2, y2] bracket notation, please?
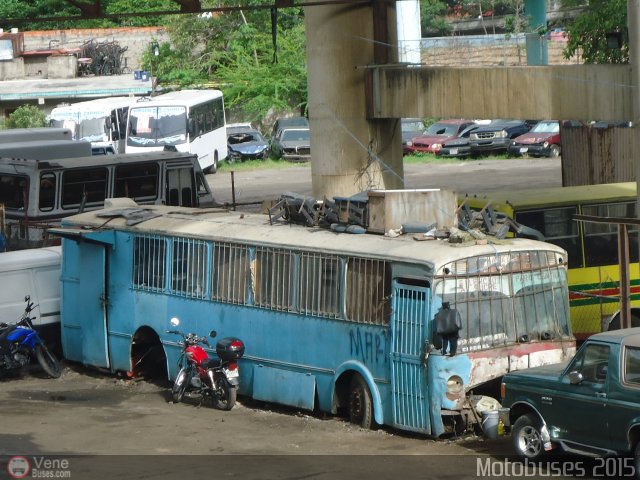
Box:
[462, 182, 639, 340]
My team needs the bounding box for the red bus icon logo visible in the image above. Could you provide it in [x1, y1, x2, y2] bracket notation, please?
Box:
[7, 456, 30, 479]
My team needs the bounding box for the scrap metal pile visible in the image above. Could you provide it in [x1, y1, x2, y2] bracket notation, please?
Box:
[268, 192, 544, 242]
[79, 39, 128, 76]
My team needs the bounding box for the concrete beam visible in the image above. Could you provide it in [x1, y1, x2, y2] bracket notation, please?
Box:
[366, 65, 633, 121]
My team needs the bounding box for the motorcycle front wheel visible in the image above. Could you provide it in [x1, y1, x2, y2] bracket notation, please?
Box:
[212, 377, 236, 410]
[172, 368, 189, 403]
[35, 344, 62, 379]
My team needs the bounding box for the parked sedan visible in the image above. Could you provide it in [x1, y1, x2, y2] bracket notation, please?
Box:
[508, 120, 561, 158]
[438, 124, 482, 158]
[401, 118, 424, 154]
[469, 119, 533, 154]
[227, 126, 270, 162]
[405, 119, 476, 155]
[271, 127, 310, 162]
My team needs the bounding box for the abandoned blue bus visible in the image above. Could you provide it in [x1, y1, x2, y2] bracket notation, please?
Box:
[53, 199, 575, 436]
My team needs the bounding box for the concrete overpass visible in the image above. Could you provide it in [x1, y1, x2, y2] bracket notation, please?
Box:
[305, 0, 640, 199]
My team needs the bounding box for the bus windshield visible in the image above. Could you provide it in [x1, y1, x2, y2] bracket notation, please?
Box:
[434, 251, 571, 352]
[128, 106, 187, 147]
[78, 117, 108, 143]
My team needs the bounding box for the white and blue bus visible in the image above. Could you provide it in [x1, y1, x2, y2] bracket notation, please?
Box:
[49, 97, 137, 153]
[53, 200, 574, 436]
[125, 90, 227, 174]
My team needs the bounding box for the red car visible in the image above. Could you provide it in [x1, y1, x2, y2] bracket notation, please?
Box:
[405, 119, 476, 155]
[508, 120, 561, 158]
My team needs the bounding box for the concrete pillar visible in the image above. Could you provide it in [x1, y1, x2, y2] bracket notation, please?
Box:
[524, 0, 548, 65]
[629, 0, 640, 224]
[305, 2, 404, 200]
[629, 0, 640, 124]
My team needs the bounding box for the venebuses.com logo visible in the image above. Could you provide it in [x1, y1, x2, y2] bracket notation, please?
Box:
[6, 456, 71, 479]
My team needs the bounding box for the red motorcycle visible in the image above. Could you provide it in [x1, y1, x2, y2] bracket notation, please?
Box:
[167, 318, 245, 410]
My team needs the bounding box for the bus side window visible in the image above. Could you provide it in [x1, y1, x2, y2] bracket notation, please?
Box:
[583, 202, 639, 267]
[515, 207, 583, 268]
[39, 173, 56, 212]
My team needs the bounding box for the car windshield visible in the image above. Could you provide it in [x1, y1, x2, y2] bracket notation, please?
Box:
[423, 123, 459, 136]
[402, 120, 423, 132]
[531, 121, 559, 133]
[228, 131, 264, 145]
[281, 129, 310, 141]
[458, 125, 478, 138]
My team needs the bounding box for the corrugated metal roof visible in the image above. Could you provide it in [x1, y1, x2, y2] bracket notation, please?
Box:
[0, 74, 152, 101]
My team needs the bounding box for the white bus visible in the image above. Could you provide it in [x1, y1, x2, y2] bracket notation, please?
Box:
[125, 90, 227, 174]
[49, 97, 137, 153]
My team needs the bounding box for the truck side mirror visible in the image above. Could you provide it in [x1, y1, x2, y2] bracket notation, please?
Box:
[568, 371, 583, 385]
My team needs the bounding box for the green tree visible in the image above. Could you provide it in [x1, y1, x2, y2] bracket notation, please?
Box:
[0, 0, 175, 30]
[7, 104, 47, 128]
[146, 2, 307, 123]
[420, 0, 452, 36]
[562, 0, 628, 64]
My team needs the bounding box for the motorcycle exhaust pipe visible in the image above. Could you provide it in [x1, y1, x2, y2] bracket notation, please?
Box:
[207, 369, 217, 392]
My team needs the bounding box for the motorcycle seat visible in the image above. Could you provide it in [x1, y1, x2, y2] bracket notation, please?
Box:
[205, 358, 222, 368]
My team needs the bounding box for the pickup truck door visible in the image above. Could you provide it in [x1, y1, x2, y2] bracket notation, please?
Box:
[544, 343, 610, 448]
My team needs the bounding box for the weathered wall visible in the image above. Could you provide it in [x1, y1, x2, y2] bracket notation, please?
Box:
[22, 27, 168, 72]
[561, 125, 640, 186]
[367, 64, 632, 122]
[420, 36, 577, 67]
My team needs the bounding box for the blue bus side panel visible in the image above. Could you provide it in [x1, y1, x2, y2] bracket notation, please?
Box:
[253, 364, 316, 410]
[60, 240, 109, 368]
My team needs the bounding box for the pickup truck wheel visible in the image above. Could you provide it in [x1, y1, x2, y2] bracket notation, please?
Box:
[512, 414, 545, 460]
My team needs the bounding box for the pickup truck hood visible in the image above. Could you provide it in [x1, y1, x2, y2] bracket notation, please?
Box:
[504, 360, 569, 382]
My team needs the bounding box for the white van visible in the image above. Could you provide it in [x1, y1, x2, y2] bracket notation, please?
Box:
[0, 246, 61, 352]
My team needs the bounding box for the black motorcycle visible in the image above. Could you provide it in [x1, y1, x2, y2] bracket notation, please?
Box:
[0, 296, 62, 378]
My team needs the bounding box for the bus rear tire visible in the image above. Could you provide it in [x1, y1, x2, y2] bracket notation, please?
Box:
[349, 374, 373, 429]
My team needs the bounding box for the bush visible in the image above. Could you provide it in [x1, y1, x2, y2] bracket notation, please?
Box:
[7, 104, 47, 128]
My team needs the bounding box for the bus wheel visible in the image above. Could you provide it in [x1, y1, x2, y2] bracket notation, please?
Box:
[210, 152, 218, 174]
[607, 314, 640, 331]
[349, 375, 373, 429]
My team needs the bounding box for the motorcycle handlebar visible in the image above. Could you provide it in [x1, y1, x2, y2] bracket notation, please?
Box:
[166, 330, 210, 346]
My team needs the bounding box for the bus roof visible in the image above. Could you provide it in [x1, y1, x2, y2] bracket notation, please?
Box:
[0, 151, 199, 172]
[0, 128, 72, 143]
[462, 182, 637, 210]
[50, 97, 138, 120]
[57, 201, 567, 272]
[130, 89, 223, 109]
[0, 246, 61, 272]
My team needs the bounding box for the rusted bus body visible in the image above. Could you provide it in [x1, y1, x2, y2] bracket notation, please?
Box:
[53, 200, 574, 437]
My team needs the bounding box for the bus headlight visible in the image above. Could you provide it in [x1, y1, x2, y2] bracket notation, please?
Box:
[446, 375, 464, 396]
